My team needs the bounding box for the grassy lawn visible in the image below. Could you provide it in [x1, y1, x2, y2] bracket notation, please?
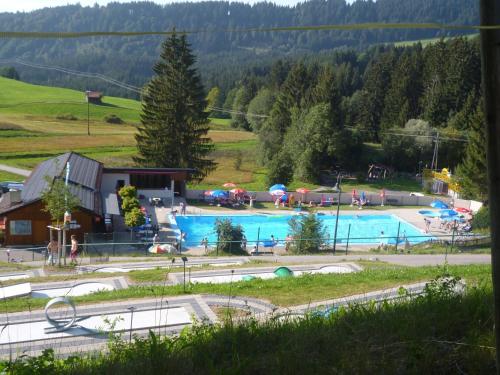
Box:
[0, 170, 25, 182]
[0, 263, 490, 313]
[0, 77, 141, 123]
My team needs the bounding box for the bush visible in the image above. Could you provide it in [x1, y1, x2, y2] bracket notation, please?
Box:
[118, 185, 137, 200]
[56, 114, 78, 121]
[122, 197, 140, 212]
[288, 214, 326, 253]
[124, 207, 145, 228]
[472, 206, 490, 229]
[234, 150, 243, 171]
[104, 114, 124, 124]
[214, 218, 246, 255]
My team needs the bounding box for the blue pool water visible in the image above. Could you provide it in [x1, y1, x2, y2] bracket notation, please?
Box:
[174, 214, 433, 246]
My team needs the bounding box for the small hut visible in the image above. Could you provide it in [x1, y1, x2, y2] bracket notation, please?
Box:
[85, 91, 103, 104]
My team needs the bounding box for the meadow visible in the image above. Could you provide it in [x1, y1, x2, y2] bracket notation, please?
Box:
[0, 77, 424, 193]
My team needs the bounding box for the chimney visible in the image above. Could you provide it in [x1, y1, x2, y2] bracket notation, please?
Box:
[9, 190, 22, 204]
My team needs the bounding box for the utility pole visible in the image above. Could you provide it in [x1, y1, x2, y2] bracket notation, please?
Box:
[430, 132, 439, 170]
[87, 99, 90, 136]
[480, 1, 500, 372]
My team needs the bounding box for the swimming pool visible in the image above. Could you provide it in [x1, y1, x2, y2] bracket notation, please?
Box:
[174, 214, 433, 246]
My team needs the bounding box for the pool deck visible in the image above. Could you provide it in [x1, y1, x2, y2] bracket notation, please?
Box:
[168, 207, 450, 253]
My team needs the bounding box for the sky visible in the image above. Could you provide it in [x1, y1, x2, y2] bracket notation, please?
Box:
[0, 0, 342, 13]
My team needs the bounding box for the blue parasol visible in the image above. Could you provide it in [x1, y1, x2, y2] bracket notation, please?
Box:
[269, 184, 287, 192]
[430, 200, 448, 209]
[439, 209, 458, 217]
[418, 210, 442, 218]
[210, 190, 229, 198]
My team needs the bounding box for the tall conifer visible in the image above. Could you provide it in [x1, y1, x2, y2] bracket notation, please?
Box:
[455, 100, 488, 201]
[135, 32, 215, 181]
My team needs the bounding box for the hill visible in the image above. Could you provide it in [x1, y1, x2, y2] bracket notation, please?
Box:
[0, 0, 478, 99]
[0, 76, 141, 123]
[0, 76, 264, 189]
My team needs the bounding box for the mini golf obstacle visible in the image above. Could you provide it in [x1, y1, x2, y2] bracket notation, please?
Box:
[274, 266, 294, 277]
[170, 263, 360, 285]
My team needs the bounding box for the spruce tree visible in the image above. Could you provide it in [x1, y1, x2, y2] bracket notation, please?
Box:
[134, 32, 215, 181]
[455, 100, 488, 201]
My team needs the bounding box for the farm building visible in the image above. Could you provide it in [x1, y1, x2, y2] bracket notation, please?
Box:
[0, 152, 195, 246]
[85, 90, 103, 104]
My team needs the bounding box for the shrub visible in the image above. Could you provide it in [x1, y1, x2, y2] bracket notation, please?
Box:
[56, 114, 78, 121]
[104, 114, 124, 124]
[288, 214, 326, 253]
[124, 207, 145, 229]
[234, 150, 243, 171]
[214, 218, 246, 254]
[118, 185, 137, 200]
[472, 206, 490, 229]
[121, 197, 140, 212]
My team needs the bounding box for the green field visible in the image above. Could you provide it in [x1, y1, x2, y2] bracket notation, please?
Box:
[0, 76, 142, 123]
[393, 33, 479, 47]
[0, 77, 424, 192]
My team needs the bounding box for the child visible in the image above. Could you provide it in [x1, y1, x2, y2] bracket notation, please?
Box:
[70, 235, 78, 264]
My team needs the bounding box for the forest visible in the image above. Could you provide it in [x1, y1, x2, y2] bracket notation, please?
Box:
[0, 0, 478, 98]
[215, 36, 484, 199]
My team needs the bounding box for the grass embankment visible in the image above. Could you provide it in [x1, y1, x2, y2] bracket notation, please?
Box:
[2, 276, 494, 374]
[0, 263, 490, 313]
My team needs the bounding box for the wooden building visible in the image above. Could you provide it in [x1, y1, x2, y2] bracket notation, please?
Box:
[85, 90, 103, 104]
[0, 152, 195, 246]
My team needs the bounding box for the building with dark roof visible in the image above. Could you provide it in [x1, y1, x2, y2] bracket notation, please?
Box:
[0, 152, 195, 246]
[85, 90, 103, 104]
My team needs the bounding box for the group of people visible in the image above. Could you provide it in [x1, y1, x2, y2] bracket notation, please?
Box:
[350, 190, 369, 210]
[46, 235, 79, 265]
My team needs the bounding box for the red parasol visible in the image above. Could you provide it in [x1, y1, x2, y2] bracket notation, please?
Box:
[296, 188, 310, 194]
[455, 207, 472, 213]
[230, 188, 246, 194]
[223, 182, 237, 188]
[203, 190, 213, 196]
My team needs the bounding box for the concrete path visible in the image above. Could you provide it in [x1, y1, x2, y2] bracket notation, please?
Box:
[0, 164, 30, 177]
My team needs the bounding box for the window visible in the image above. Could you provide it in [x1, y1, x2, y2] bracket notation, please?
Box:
[130, 174, 172, 189]
[10, 220, 32, 235]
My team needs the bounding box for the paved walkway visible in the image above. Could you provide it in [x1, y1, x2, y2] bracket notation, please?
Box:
[0, 164, 30, 177]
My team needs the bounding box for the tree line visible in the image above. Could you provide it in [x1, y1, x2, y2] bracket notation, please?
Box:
[217, 36, 485, 199]
[0, 0, 478, 98]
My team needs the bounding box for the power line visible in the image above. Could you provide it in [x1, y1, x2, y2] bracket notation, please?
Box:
[0, 23, 497, 39]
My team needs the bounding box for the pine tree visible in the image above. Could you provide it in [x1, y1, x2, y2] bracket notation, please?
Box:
[134, 32, 215, 181]
[455, 100, 488, 201]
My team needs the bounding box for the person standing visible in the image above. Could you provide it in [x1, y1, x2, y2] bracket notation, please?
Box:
[46, 239, 58, 266]
[70, 235, 78, 264]
[424, 218, 431, 233]
[180, 201, 187, 215]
